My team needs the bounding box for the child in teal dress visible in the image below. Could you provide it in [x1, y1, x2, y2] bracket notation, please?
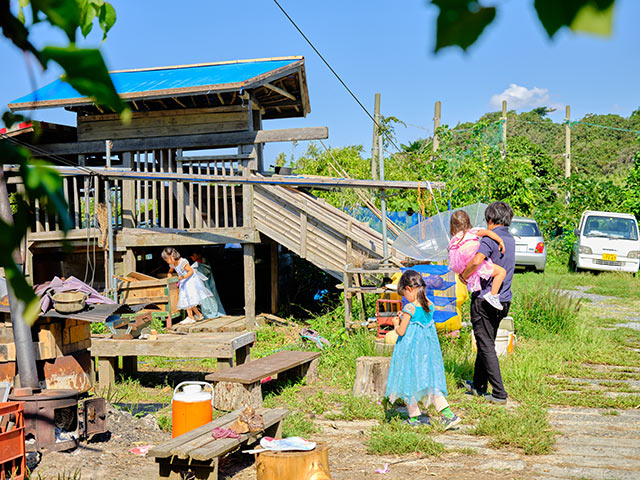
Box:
[386, 270, 461, 429]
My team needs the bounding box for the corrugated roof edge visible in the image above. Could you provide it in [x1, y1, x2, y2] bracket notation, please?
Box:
[8, 56, 307, 112]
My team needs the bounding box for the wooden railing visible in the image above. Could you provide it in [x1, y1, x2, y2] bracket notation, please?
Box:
[29, 148, 255, 238]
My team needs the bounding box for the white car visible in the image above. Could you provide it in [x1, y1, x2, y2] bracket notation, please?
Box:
[571, 210, 640, 273]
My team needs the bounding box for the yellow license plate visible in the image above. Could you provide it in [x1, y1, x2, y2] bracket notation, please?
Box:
[602, 253, 617, 261]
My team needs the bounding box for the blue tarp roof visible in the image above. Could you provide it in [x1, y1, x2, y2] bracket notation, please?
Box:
[9, 57, 303, 110]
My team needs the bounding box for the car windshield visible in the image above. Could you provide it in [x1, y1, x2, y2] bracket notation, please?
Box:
[510, 221, 541, 237]
[583, 216, 639, 240]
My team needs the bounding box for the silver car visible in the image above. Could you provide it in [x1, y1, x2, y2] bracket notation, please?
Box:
[510, 217, 546, 272]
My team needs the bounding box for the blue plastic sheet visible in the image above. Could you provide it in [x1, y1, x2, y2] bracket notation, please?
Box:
[400, 265, 457, 326]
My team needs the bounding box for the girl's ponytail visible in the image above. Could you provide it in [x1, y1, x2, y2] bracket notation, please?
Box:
[397, 270, 431, 309]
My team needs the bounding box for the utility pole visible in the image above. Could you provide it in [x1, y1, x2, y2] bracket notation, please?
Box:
[501, 100, 507, 158]
[371, 93, 381, 180]
[565, 105, 571, 204]
[432, 101, 441, 153]
[379, 134, 388, 260]
[0, 167, 39, 389]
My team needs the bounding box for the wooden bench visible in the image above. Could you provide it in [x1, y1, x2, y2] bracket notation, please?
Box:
[205, 351, 321, 411]
[148, 407, 288, 480]
[90, 331, 256, 390]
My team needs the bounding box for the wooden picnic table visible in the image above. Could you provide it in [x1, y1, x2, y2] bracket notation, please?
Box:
[89, 331, 256, 390]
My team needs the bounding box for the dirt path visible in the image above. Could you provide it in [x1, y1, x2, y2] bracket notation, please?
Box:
[32, 287, 640, 479]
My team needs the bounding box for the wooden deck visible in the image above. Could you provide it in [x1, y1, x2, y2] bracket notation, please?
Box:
[171, 315, 255, 334]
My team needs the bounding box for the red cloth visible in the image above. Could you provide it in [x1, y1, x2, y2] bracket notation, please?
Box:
[212, 427, 240, 439]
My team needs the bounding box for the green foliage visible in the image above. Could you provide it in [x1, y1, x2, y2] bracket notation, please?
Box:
[431, 0, 496, 52]
[0, 0, 126, 322]
[429, 0, 616, 53]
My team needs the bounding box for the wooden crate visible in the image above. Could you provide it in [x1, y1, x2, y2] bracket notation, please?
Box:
[117, 272, 179, 318]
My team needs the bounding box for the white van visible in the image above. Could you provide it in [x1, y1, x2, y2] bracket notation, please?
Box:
[571, 210, 640, 273]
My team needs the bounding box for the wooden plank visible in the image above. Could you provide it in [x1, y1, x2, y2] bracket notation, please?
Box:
[78, 106, 252, 123]
[77, 112, 249, 141]
[264, 83, 296, 101]
[72, 175, 80, 228]
[205, 351, 321, 384]
[151, 151, 157, 227]
[159, 150, 165, 227]
[35, 127, 330, 155]
[188, 162, 194, 227]
[89, 331, 256, 357]
[168, 149, 174, 229]
[171, 316, 245, 334]
[179, 154, 252, 163]
[177, 151, 184, 229]
[144, 151, 150, 227]
[197, 164, 203, 228]
[149, 410, 241, 458]
[213, 160, 219, 227]
[190, 408, 288, 460]
[122, 152, 135, 228]
[135, 151, 141, 225]
[300, 209, 308, 258]
[206, 163, 212, 228]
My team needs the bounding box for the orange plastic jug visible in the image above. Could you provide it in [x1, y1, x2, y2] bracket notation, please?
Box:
[172, 381, 213, 438]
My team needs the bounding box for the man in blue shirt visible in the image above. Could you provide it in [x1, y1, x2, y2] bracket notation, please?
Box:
[460, 201, 515, 404]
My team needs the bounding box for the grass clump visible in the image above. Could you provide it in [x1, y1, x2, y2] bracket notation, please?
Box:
[282, 412, 319, 437]
[472, 404, 555, 455]
[511, 280, 581, 339]
[366, 420, 445, 456]
[326, 394, 384, 421]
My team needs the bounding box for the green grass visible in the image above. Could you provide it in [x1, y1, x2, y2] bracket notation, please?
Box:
[473, 404, 556, 455]
[601, 409, 620, 415]
[366, 420, 445, 456]
[282, 412, 320, 437]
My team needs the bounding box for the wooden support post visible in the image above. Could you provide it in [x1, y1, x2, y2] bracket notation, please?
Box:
[122, 355, 138, 378]
[121, 152, 135, 228]
[216, 357, 234, 371]
[270, 242, 278, 314]
[371, 93, 380, 180]
[343, 268, 352, 330]
[432, 100, 441, 153]
[501, 100, 507, 159]
[123, 249, 136, 275]
[97, 357, 117, 391]
[177, 149, 184, 229]
[243, 243, 256, 330]
[236, 344, 251, 365]
[565, 105, 571, 204]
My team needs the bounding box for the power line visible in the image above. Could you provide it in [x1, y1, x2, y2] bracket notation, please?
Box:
[271, 0, 402, 152]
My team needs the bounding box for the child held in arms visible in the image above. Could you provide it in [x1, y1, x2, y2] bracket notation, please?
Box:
[448, 210, 506, 310]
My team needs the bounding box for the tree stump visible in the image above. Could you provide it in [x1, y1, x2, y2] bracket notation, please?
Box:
[213, 381, 262, 411]
[353, 356, 391, 399]
[256, 441, 331, 480]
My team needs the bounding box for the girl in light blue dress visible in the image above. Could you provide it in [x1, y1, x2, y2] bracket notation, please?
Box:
[386, 270, 461, 429]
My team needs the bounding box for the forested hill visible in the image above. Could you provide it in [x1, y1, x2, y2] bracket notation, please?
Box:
[476, 108, 640, 179]
[291, 107, 640, 258]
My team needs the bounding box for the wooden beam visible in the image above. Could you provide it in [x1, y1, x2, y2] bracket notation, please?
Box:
[8, 166, 445, 190]
[173, 97, 187, 108]
[217, 93, 225, 105]
[264, 83, 296, 101]
[33, 127, 330, 155]
[243, 244, 256, 330]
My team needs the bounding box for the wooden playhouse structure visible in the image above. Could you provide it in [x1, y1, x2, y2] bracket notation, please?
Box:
[4, 56, 435, 327]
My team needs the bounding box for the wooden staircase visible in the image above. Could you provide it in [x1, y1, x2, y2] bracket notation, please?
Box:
[253, 184, 403, 279]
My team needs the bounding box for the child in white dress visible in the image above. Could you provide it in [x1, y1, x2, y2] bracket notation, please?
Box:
[161, 247, 213, 325]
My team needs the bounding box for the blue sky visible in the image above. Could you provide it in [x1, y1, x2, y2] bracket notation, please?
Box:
[1, 0, 638, 165]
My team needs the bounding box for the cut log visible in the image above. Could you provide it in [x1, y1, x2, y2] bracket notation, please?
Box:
[353, 356, 391, 400]
[213, 380, 262, 411]
[256, 441, 331, 480]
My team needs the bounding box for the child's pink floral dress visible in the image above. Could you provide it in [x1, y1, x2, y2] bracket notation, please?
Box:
[448, 228, 495, 292]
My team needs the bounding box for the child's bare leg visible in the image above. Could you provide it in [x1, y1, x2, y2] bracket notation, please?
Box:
[186, 307, 195, 319]
[192, 306, 202, 318]
[407, 402, 421, 418]
[490, 264, 506, 296]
